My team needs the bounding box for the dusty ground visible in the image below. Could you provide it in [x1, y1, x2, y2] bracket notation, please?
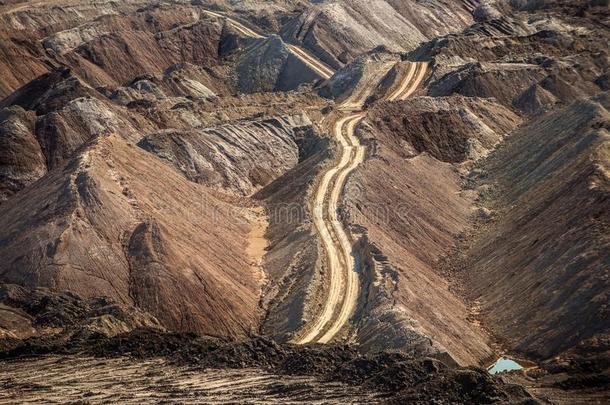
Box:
[0, 356, 380, 404]
[0, 0, 608, 402]
[0, 328, 536, 404]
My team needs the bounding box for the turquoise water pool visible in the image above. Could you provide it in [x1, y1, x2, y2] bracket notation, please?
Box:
[487, 357, 523, 374]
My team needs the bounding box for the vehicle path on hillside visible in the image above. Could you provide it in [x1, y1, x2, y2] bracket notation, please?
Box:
[387, 62, 428, 101]
[293, 61, 429, 344]
[202, 7, 429, 345]
[340, 61, 396, 109]
[202, 10, 334, 79]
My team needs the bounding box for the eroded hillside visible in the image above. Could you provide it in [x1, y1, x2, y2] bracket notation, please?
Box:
[0, 0, 608, 403]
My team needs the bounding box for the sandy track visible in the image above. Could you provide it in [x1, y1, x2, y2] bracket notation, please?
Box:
[202, 9, 264, 38]
[293, 113, 365, 344]
[386, 62, 428, 101]
[316, 113, 366, 343]
[286, 44, 335, 80]
[341, 61, 396, 109]
[294, 61, 428, 344]
[205, 5, 426, 344]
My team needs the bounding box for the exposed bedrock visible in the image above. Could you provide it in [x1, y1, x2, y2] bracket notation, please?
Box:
[138, 113, 312, 196]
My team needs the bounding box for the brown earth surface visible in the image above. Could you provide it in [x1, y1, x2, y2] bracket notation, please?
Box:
[0, 0, 608, 402]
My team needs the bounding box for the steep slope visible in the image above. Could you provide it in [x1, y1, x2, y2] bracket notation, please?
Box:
[0, 2, 236, 98]
[0, 69, 151, 202]
[0, 133, 264, 337]
[60, 16, 225, 91]
[281, 0, 474, 68]
[236, 35, 323, 93]
[138, 114, 311, 196]
[256, 127, 330, 341]
[416, 3, 608, 115]
[318, 51, 399, 106]
[346, 96, 522, 365]
[461, 94, 610, 359]
[0, 106, 45, 202]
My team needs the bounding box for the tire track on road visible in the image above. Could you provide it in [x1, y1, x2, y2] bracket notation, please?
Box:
[293, 61, 428, 344]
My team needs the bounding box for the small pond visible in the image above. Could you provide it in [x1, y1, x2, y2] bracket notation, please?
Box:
[487, 357, 523, 374]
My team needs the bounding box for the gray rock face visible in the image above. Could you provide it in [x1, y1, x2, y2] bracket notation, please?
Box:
[0, 107, 47, 203]
[138, 113, 312, 196]
[236, 35, 321, 93]
[318, 51, 398, 101]
[281, 0, 474, 69]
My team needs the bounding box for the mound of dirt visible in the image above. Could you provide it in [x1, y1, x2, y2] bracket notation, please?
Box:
[367, 96, 521, 163]
[418, 2, 607, 114]
[0, 284, 161, 349]
[281, 0, 474, 68]
[318, 51, 398, 104]
[138, 113, 312, 196]
[0, 328, 534, 404]
[459, 94, 610, 359]
[0, 106, 45, 203]
[0, 133, 264, 338]
[236, 34, 322, 93]
[342, 96, 521, 366]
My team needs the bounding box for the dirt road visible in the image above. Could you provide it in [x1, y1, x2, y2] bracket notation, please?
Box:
[203, 7, 427, 344]
[286, 44, 335, 80]
[293, 113, 365, 344]
[202, 10, 334, 79]
[293, 61, 428, 344]
[386, 62, 428, 101]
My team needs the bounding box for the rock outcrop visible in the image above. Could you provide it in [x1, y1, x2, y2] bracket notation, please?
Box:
[139, 114, 312, 196]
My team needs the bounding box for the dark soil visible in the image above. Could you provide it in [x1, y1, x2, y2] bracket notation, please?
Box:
[0, 328, 535, 404]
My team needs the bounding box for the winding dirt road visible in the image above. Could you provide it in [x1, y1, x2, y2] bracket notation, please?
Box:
[341, 61, 396, 109]
[294, 61, 428, 344]
[204, 8, 428, 345]
[293, 113, 365, 344]
[387, 62, 428, 101]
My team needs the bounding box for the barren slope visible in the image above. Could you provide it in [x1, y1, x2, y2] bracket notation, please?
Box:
[461, 94, 610, 359]
[0, 133, 263, 337]
[281, 0, 474, 68]
[346, 96, 522, 365]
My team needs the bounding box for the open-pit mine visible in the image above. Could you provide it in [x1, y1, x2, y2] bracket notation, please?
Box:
[0, 0, 608, 403]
